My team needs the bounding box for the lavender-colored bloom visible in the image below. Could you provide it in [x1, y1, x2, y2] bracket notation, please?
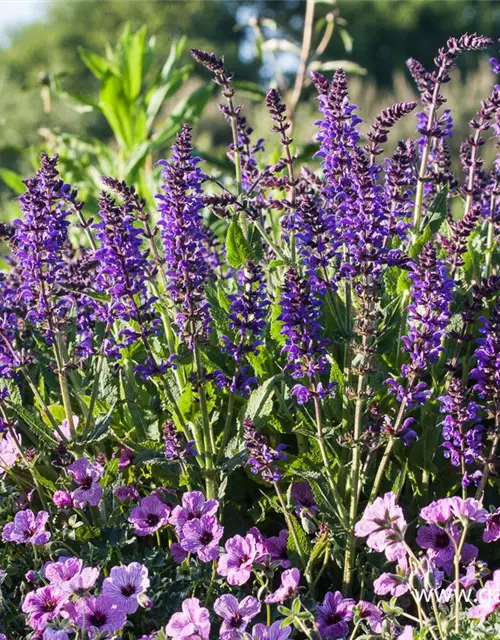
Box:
[353, 601, 383, 633]
[44, 557, 83, 589]
[43, 629, 70, 640]
[165, 597, 211, 640]
[115, 485, 140, 503]
[389, 243, 454, 407]
[2, 509, 50, 545]
[373, 572, 409, 598]
[214, 594, 261, 640]
[170, 542, 188, 563]
[354, 492, 407, 561]
[247, 622, 292, 640]
[0, 429, 21, 476]
[279, 268, 330, 384]
[438, 378, 484, 485]
[470, 301, 500, 403]
[76, 595, 127, 638]
[68, 567, 100, 597]
[11, 154, 75, 338]
[117, 446, 134, 470]
[170, 491, 219, 534]
[217, 262, 269, 394]
[54, 416, 78, 442]
[316, 591, 355, 639]
[265, 568, 300, 603]
[102, 562, 150, 614]
[420, 499, 453, 525]
[181, 514, 224, 562]
[218, 533, 259, 586]
[264, 530, 290, 568]
[243, 417, 286, 483]
[449, 497, 488, 523]
[22, 585, 69, 631]
[26, 569, 38, 582]
[468, 569, 500, 620]
[291, 482, 317, 518]
[157, 124, 212, 349]
[483, 508, 500, 543]
[93, 182, 158, 359]
[67, 457, 103, 508]
[129, 495, 170, 536]
[163, 421, 195, 461]
[416, 524, 459, 567]
[52, 490, 73, 508]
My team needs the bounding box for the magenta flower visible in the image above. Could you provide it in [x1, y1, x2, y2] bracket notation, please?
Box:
[102, 562, 150, 614]
[316, 591, 355, 639]
[248, 622, 292, 640]
[55, 416, 78, 442]
[2, 509, 50, 545]
[291, 482, 317, 518]
[165, 597, 211, 640]
[128, 495, 170, 536]
[43, 629, 70, 640]
[170, 542, 188, 563]
[373, 572, 409, 598]
[263, 530, 290, 568]
[181, 514, 224, 562]
[170, 491, 219, 534]
[22, 585, 69, 631]
[76, 595, 127, 638]
[468, 569, 500, 620]
[218, 533, 259, 586]
[115, 485, 139, 503]
[420, 499, 453, 525]
[354, 492, 406, 561]
[68, 567, 100, 596]
[449, 497, 488, 523]
[67, 457, 103, 508]
[354, 602, 382, 633]
[265, 568, 300, 604]
[416, 524, 463, 568]
[214, 594, 261, 640]
[0, 429, 20, 476]
[44, 557, 83, 589]
[52, 491, 73, 508]
[483, 508, 500, 543]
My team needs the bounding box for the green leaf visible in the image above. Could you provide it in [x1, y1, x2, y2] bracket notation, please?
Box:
[119, 25, 148, 102]
[99, 74, 134, 149]
[286, 513, 311, 563]
[78, 46, 111, 79]
[0, 168, 25, 194]
[426, 186, 449, 235]
[8, 403, 58, 447]
[86, 403, 116, 443]
[226, 219, 252, 268]
[244, 376, 280, 421]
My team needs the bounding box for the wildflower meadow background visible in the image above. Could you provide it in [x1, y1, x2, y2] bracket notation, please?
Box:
[0, 2, 500, 639]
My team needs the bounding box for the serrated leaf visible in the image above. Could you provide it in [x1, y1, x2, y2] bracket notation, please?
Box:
[226, 219, 252, 268]
[8, 402, 58, 446]
[426, 186, 449, 234]
[244, 376, 280, 421]
[86, 403, 116, 443]
[286, 513, 311, 563]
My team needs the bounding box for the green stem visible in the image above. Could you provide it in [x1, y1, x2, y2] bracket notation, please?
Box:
[194, 344, 216, 499]
[454, 525, 469, 634]
[273, 481, 307, 570]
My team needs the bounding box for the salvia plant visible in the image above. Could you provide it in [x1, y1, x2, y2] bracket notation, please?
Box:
[1, 32, 500, 640]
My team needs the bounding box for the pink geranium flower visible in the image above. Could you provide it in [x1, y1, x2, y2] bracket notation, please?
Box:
[214, 594, 261, 640]
[2, 509, 51, 545]
[217, 533, 259, 586]
[102, 562, 150, 614]
[165, 597, 211, 640]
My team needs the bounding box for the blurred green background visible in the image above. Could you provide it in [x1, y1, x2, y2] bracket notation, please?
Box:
[1, 0, 499, 205]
